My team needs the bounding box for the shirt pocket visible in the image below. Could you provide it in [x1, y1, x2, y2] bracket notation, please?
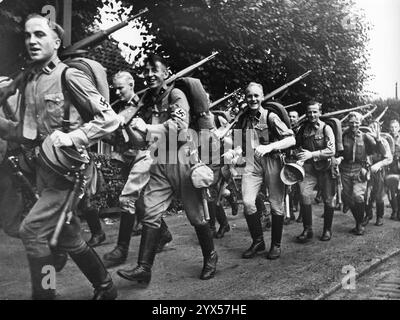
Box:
[44, 93, 65, 126]
[254, 123, 269, 145]
[314, 133, 325, 149]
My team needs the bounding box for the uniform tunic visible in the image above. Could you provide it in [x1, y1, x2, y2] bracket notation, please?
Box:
[0, 57, 119, 257]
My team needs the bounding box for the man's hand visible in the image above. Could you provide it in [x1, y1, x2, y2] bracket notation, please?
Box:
[50, 130, 73, 147]
[255, 144, 273, 158]
[297, 149, 313, 161]
[130, 118, 147, 133]
[370, 162, 382, 174]
[369, 121, 381, 140]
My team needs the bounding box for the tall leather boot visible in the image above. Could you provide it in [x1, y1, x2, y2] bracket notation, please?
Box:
[375, 201, 384, 226]
[397, 196, 400, 221]
[242, 213, 265, 259]
[227, 193, 238, 216]
[69, 245, 117, 300]
[156, 218, 173, 253]
[351, 203, 365, 236]
[320, 205, 334, 241]
[362, 201, 373, 227]
[27, 255, 56, 300]
[266, 214, 284, 260]
[103, 212, 135, 268]
[117, 225, 161, 285]
[194, 224, 218, 280]
[208, 201, 217, 238]
[50, 247, 68, 272]
[390, 196, 398, 220]
[296, 204, 313, 243]
[215, 205, 230, 238]
[85, 208, 106, 247]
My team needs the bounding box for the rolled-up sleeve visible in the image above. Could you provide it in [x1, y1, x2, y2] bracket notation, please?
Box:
[64, 68, 120, 148]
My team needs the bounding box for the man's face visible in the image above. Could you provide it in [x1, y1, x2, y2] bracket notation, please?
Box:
[289, 111, 299, 126]
[349, 116, 361, 133]
[113, 77, 134, 102]
[24, 17, 60, 64]
[390, 121, 400, 136]
[306, 104, 321, 124]
[245, 85, 263, 110]
[144, 61, 168, 90]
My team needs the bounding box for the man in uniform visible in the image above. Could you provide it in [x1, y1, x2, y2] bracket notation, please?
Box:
[362, 124, 392, 226]
[385, 119, 400, 221]
[339, 112, 385, 235]
[0, 15, 120, 299]
[102, 70, 172, 268]
[237, 82, 295, 260]
[295, 101, 336, 242]
[288, 110, 301, 221]
[117, 54, 218, 284]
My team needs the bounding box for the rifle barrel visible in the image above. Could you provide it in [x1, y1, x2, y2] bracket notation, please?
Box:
[61, 8, 148, 56]
[136, 52, 219, 96]
[264, 70, 311, 101]
[210, 88, 241, 109]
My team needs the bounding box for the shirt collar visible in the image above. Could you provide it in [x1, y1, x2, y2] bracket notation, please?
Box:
[41, 57, 61, 75]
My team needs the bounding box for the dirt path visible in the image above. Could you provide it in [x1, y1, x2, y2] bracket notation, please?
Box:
[1, 203, 400, 300]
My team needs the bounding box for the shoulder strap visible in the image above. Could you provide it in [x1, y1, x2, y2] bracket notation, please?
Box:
[61, 67, 71, 133]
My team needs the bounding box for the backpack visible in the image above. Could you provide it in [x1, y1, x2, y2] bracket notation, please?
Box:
[261, 101, 291, 128]
[61, 57, 110, 129]
[172, 77, 215, 131]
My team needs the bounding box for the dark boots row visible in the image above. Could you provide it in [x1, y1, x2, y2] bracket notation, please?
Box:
[242, 212, 283, 260]
[297, 204, 334, 243]
[103, 212, 172, 268]
[117, 223, 217, 285]
[363, 201, 385, 226]
[389, 196, 400, 221]
[208, 202, 230, 239]
[28, 245, 117, 300]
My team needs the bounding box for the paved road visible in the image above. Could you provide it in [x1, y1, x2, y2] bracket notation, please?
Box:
[1, 202, 400, 300]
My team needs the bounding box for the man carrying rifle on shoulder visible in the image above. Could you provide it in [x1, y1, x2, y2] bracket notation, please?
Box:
[101, 70, 172, 268]
[117, 54, 218, 284]
[0, 14, 120, 300]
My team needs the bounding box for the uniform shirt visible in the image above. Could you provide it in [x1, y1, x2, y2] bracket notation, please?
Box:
[138, 84, 191, 147]
[0, 57, 119, 150]
[342, 129, 381, 163]
[296, 119, 335, 161]
[236, 106, 293, 154]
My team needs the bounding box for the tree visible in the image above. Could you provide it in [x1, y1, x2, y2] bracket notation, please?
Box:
[118, 0, 371, 111]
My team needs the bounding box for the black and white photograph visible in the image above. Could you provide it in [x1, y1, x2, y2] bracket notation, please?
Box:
[0, 0, 400, 306]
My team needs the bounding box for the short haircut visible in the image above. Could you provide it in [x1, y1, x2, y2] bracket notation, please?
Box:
[25, 13, 64, 41]
[390, 119, 399, 126]
[289, 110, 299, 117]
[144, 53, 168, 69]
[306, 100, 322, 111]
[348, 111, 363, 122]
[245, 82, 264, 95]
[113, 71, 134, 84]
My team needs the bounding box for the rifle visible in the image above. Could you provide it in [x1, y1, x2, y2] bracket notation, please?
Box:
[0, 8, 149, 113]
[217, 70, 312, 140]
[374, 106, 389, 123]
[119, 52, 219, 131]
[284, 101, 301, 109]
[209, 88, 241, 109]
[361, 106, 377, 121]
[50, 172, 87, 247]
[295, 104, 373, 129]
